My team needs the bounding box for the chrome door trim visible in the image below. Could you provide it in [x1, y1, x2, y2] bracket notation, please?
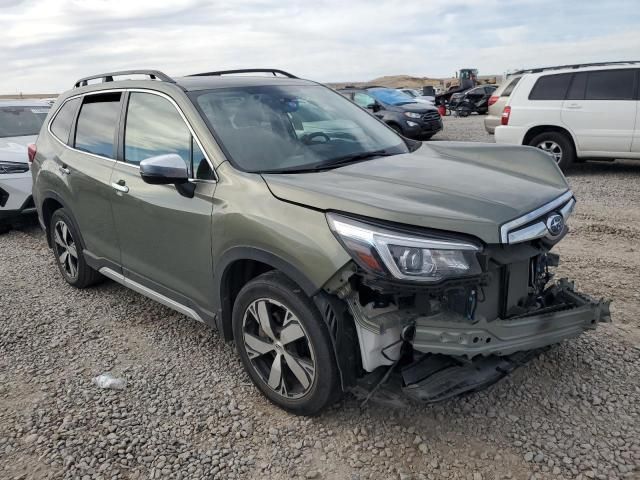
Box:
[99, 267, 205, 323]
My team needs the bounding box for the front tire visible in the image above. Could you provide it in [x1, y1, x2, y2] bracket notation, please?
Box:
[232, 271, 340, 415]
[529, 131, 575, 170]
[49, 209, 102, 288]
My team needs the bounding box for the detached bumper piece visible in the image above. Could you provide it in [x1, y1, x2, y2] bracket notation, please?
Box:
[412, 279, 611, 358]
[401, 350, 541, 403]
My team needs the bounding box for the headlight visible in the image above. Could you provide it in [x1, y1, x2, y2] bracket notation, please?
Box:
[404, 112, 422, 119]
[327, 213, 482, 282]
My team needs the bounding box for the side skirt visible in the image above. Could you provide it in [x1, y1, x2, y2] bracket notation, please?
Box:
[99, 267, 206, 324]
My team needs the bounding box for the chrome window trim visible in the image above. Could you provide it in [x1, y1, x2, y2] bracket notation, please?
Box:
[47, 87, 218, 182]
[500, 190, 574, 244]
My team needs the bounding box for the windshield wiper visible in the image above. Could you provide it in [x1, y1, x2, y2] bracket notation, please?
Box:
[314, 149, 393, 170]
[259, 150, 393, 174]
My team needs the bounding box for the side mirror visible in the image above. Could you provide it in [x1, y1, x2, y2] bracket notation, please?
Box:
[139, 154, 195, 198]
[367, 103, 381, 112]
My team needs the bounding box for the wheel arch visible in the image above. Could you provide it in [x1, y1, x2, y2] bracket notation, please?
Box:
[40, 192, 83, 249]
[523, 125, 578, 154]
[214, 247, 320, 341]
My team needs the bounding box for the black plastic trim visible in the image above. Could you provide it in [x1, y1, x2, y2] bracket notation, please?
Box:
[214, 246, 320, 340]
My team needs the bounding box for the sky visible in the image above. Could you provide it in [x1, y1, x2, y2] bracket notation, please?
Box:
[1, 0, 640, 93]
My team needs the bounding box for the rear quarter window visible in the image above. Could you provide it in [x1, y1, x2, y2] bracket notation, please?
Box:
[50, 98, 81, 144]
[528, 73, 572, 100]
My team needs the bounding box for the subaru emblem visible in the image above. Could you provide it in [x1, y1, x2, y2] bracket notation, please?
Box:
[546, 213, 564, 237]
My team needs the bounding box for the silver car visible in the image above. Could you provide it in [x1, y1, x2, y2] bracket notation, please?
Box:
[0, 100, 50, 232]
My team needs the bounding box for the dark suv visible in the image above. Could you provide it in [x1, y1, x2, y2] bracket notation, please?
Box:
[338, 86, 442, 139]
[31, 69, 609, 415]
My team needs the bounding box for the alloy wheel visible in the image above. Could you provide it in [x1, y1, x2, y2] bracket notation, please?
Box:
[242, 298, 316, 399]
[536, 140, 563, 163]
[53, 220, 79, 280]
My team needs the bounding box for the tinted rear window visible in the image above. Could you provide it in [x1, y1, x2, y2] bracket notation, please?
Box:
[528, 74, 572, 100]
[585, 69, 635, 100]
[50, 98, 80, 144]
[501, 77, 521, 97]
[74, 93, 121, 158]
[0, 105, 50, 138]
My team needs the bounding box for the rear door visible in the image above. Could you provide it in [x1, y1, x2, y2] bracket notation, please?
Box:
[561, 69, 637, 154]
[109, 90, 217, 315]
[60, 92, 122, 267]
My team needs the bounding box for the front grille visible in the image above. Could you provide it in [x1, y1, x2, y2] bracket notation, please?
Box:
[422, 111, 440, 122]
[500, 191, 575, 244]
[0, 162, 29, 174]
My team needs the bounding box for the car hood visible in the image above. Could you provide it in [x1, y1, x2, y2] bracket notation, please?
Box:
[0, 135, 36, 164]
[262, 142, 569, 244]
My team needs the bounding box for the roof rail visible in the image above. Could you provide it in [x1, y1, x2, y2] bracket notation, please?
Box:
[73, 70, 175, 88]
[511, 61, 640, 76]
[187, 69, 298, 79]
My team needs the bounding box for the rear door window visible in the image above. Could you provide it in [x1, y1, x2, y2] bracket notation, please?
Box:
[528, 73, 572, 100]
[585, 69, 635, 100]
[50, 98, 80, 144]
[74, 93, 122, 158]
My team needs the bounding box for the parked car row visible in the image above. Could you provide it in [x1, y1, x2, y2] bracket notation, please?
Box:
[26, 68, 609, 415]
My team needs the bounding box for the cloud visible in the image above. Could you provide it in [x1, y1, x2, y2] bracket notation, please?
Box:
[1, 0, 639, 93]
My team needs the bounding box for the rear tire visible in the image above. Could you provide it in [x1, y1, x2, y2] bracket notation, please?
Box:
[232, 271, 341, 416]
[49, 209, 102, 288]
[529, 131, 575, 170]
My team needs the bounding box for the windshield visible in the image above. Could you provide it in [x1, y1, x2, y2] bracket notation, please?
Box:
[0, 106, 50, 138]
[368, 88, 417, 106]
[192, 85, 409, 173]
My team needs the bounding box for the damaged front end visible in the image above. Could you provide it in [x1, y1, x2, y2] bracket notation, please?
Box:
[321, 197, 610, 403]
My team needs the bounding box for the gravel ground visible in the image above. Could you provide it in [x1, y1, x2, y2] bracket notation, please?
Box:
[1, 115, 639, 480]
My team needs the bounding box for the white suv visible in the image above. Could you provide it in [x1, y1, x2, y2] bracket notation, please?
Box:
[495, 63, 640, 169]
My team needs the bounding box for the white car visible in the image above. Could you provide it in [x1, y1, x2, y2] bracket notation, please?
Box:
[495, 62, 640, 169]
[0, 100, 50, 232]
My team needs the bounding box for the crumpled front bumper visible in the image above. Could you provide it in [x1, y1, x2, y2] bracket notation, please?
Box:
[411, 279, 611, 359]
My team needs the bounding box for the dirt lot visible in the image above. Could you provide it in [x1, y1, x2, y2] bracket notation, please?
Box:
[1, 116, 639, 480]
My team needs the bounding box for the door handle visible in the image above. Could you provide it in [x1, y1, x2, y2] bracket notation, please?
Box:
[566, 103, 582, 109]
[111, 181, 129, 193]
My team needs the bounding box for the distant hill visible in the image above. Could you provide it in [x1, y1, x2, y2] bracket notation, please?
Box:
[328, 74, 499, 90]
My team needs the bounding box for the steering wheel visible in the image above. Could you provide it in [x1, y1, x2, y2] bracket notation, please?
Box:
[302, 132, 331, 145]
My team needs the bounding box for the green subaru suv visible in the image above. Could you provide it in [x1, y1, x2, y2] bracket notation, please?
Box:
[31, 69, 609, 415]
